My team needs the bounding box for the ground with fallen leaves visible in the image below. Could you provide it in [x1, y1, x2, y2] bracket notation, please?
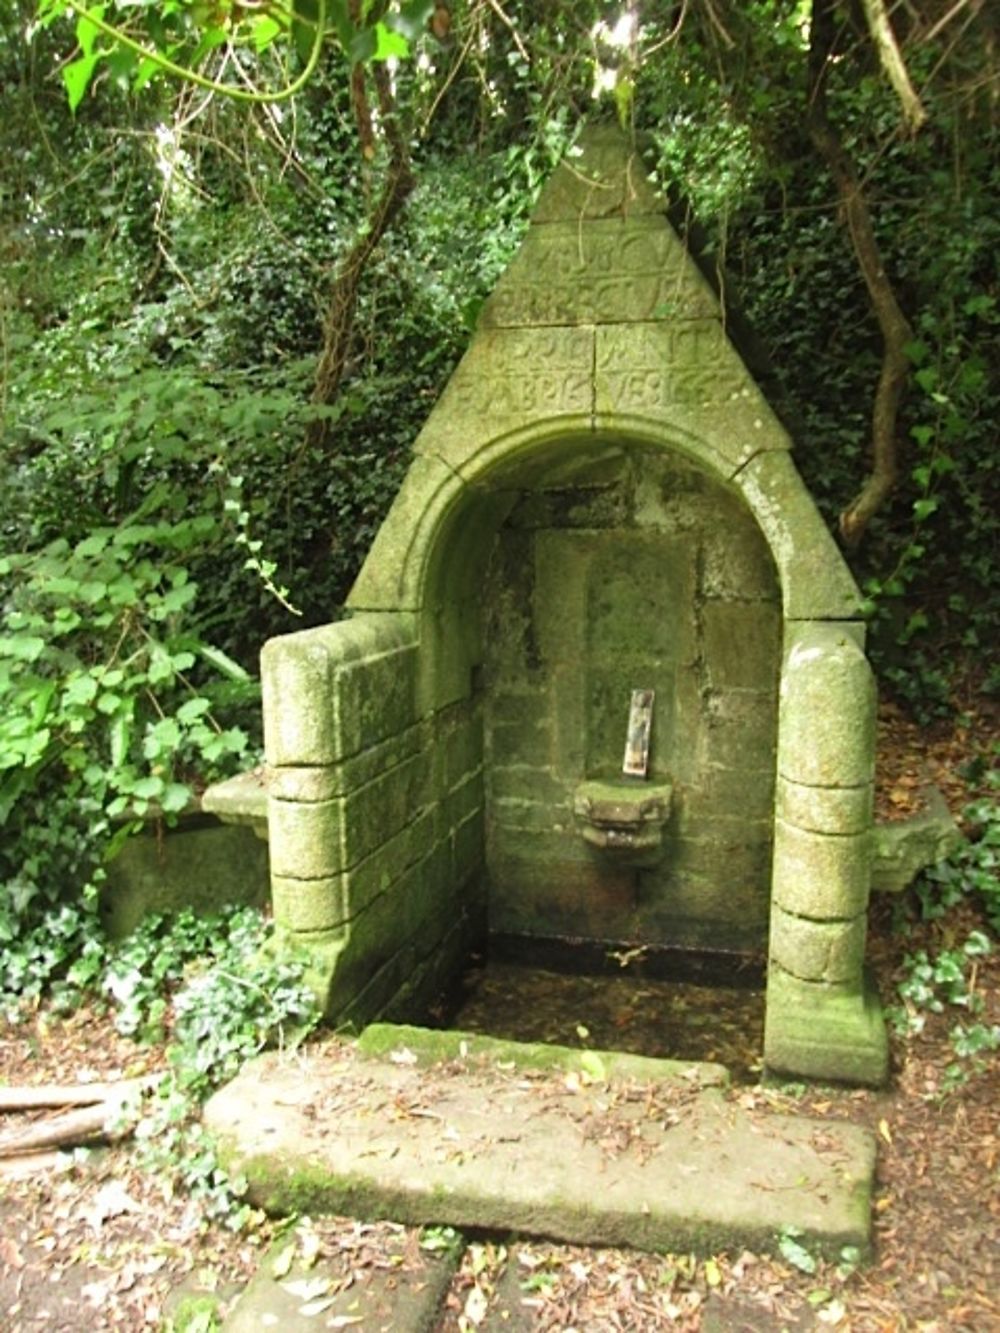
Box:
[1, 700, 997, 1331]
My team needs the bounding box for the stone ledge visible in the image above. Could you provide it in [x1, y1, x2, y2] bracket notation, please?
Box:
[201, 768, 269, 838]
[872, 786, 964, 894]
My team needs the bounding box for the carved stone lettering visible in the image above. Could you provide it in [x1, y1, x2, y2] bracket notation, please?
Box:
[483, 220, 716, 328]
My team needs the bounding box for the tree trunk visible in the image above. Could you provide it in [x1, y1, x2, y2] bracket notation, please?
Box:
[809, 0, 915, 548]
[308, 61, 414, 449]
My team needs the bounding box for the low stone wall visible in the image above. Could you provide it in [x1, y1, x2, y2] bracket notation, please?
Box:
[100, 813, 269, 939]
[260, 612, 486, 1023]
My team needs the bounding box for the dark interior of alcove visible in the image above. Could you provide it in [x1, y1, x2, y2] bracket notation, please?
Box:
[425, 935, 767, 1083]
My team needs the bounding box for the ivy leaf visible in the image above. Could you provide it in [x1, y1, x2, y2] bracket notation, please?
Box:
[372, 21, 409, 59]
[63, 53, 101, 112]
[132, 774, 165, 800]
[75, 5, 106, 58]
[160, 782, 192, 814]
[251, 13, 284, 52]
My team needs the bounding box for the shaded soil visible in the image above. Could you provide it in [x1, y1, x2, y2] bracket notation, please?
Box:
[1, 700, 998, 1330]
[450, 963, 766, 1081]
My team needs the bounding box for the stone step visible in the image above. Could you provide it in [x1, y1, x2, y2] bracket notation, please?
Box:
[204, 1027, 876, 1259]
[219, 1231, 460, 1332]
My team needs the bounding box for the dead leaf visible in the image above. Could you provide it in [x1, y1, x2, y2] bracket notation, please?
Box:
[0, 1237, 24, 1269]
[87, 1180, 142, 1231]
[464, 1282, 489, 1325]
[270, 1243, 295, 1278]
[298, 1296, 336, 1316]
[281, 1276, 333, 1301]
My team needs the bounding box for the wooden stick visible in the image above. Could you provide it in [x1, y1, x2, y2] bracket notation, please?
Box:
[0, 1104, 132, 1157]
[0, 1078, 149, 1112]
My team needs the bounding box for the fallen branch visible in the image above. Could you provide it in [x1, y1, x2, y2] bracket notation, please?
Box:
[0, 1103, 133, 1157]
[0, 1078, 149, 1113]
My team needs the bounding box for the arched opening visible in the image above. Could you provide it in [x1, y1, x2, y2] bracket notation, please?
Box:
[473, 436, 780, 964]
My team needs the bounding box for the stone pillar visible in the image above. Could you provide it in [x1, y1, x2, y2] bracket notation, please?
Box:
[764, 622, 888, 1084]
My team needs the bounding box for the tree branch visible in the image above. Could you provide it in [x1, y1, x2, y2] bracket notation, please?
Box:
[809, 0, 915, 548]
[307, 60, 414, 448]
[859, 0, 927, 132]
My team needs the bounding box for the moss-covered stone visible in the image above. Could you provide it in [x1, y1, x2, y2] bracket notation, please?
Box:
[872, 788, 964, 893]
[735, 453, 862, 620]
[261, 613, 418, 766]
[772, 818, 871, 920]
[205, 1041, 876, 1256]
[769, 905, 867, 984]
[777, 776, 873, 836]
[355, 1022, 729, 1086]
[764, 965, 888, 1086]
[101, 817, 268, 939]
[777, 622, 876, 789]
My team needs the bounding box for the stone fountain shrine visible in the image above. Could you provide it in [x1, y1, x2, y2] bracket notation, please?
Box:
[261, 124, 888, 1086]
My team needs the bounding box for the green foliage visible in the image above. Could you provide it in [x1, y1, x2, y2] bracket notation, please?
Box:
[34, 0, 435, 109]
[892, 933, 991, 1033]
[777, 1227, 818, 1276]
[5, 902, 319, 1226]
[914, 773, 1000, 931]
[123, 908, 317, 1226]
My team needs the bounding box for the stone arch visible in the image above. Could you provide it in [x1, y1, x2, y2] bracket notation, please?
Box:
[261, 125, 888, 1084]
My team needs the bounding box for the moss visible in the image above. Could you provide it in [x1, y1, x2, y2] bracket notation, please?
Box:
[164, 1294, 223, 1332]
[354, 1022, 728, 1087]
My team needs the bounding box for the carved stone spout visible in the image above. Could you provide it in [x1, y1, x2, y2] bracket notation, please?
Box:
[573, 779, 674, 867]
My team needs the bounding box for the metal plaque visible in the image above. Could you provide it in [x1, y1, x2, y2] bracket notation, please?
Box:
[622, 689, 654, 778]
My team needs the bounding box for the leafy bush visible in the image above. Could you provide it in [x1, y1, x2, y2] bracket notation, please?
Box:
[914, 772, 1000, 931]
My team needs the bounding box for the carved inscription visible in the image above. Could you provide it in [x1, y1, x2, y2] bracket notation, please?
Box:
[443, 328, 592, 420]
[484, 221, 716, 328]
[596, 325, 751, 413]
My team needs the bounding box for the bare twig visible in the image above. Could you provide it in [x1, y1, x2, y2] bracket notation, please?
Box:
[484, 0, 530, 63]
[860, 0, 927, 130]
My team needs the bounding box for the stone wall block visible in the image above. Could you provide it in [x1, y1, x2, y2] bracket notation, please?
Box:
[443, 710, 485, 790]
[777, 776, 873, 836]
[262, 614, 418, 766]
[341, 754, 431, 870]
[702, 602, 781, 693]
[769, 903, 867, 984]
[772, 818, 871, 920]
[701, 689, 777, 771]
[267, 766, 339, 804]
[453, 809, 486, 888]
[268, 797, 345, 881]
[777, 622, 876, 789]
[698, 765, 775, 820]
[331, 646, 418, 760]
[271, 874, 348, 934]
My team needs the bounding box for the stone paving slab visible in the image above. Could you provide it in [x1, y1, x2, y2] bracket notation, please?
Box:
[205, 1029, 875, 1259]
[221, 1230, 460, 1332]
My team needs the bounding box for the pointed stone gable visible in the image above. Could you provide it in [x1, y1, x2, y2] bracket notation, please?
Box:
[404, 122, 792, 484]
